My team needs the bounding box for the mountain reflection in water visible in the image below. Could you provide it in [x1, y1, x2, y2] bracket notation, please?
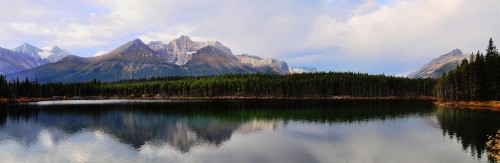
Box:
[0, 100, 498, 163]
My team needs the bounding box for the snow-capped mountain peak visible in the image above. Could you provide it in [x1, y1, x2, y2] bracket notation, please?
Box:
[12, 43, 72, 64]
[13, 43, 42, 58]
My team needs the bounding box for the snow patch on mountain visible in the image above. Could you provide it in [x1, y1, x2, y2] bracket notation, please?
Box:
[94, 51, 108, 56]
[39, 48, 53, 59]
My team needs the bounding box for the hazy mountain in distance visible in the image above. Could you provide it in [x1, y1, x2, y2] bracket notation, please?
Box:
[235, 54, 289, 75]
[0, 43, 72, 75]
[0, 47, 39, 74]
[289, 67, 317, 74]
[407, 49, 468, 79]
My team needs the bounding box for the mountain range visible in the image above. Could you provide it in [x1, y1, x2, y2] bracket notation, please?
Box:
[4, 36, 290, 83]
[1, 35, 465, 82]
[407, 49, 469, 78]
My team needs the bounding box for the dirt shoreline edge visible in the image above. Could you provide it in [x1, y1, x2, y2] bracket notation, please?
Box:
[0, 96, 436, 103]
[434, 101, 500, 110]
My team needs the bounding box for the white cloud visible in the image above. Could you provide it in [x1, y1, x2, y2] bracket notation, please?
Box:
[0, 0, 498, 74]
[305, 0, 500, 72]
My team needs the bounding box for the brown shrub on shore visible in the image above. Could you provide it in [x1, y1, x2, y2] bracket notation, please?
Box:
[487, 130, 500, 162]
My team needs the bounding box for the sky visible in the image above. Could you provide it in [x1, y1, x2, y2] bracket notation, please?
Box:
[0, 0, 498, 75]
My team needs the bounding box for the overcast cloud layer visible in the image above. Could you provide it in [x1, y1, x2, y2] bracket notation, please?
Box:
[0, 0, 498, 75]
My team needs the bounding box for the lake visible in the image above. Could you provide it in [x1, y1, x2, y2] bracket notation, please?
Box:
[0, 99, 499, 163]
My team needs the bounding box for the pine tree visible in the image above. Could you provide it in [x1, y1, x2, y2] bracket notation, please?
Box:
[485, 38, 499, 100]
[472, 52, 486, 101]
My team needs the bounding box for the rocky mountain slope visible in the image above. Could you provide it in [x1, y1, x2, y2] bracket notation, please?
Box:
[235, 54, 289, 75]
[407, 49, 468, 78]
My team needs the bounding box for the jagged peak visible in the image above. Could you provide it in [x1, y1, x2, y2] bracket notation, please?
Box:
[107, 38, 155, 56]
[173, 35, 221, 45]
[449, 49, 462, 55]
[131, 38, 144, 44]
[119, 39, 147, 49]
[171, 35, 193, 43]
[238, 54, 262, 60]
[14, 43, 40, 51]
[430, 49, 465, 64]
[179, 35, 191, 40]
[148, 41, 165, 45]
[20, 42, 37, 47]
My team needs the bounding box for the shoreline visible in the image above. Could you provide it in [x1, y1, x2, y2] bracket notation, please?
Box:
[434, 101, 500, 110]
[0, 96, 436, 103]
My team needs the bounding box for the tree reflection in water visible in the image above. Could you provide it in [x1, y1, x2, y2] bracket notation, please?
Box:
[0, 100, 498, 162]
[434, 107, 500, 161]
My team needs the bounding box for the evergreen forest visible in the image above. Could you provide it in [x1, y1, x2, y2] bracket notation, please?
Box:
[0, 72, 435, 99]
[435, 38, 499, 101]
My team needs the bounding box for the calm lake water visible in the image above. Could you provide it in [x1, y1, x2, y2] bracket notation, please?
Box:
[0, 99, 499, 163]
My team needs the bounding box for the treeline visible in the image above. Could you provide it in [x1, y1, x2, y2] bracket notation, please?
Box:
[435, 38, 500, 101]
[0, 72, 435, 99]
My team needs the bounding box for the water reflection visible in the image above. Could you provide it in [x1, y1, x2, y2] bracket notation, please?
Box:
[434, 107, 500, 161]
[0, 100, 497, 162]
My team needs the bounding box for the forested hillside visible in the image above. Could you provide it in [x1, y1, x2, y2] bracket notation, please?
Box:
[435, 38, 499, 101]
[0, 72, 435, 99]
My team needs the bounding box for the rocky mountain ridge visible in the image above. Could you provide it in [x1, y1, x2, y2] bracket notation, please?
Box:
[7, 36, 291, 82]
[407, 49, 469, 78]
